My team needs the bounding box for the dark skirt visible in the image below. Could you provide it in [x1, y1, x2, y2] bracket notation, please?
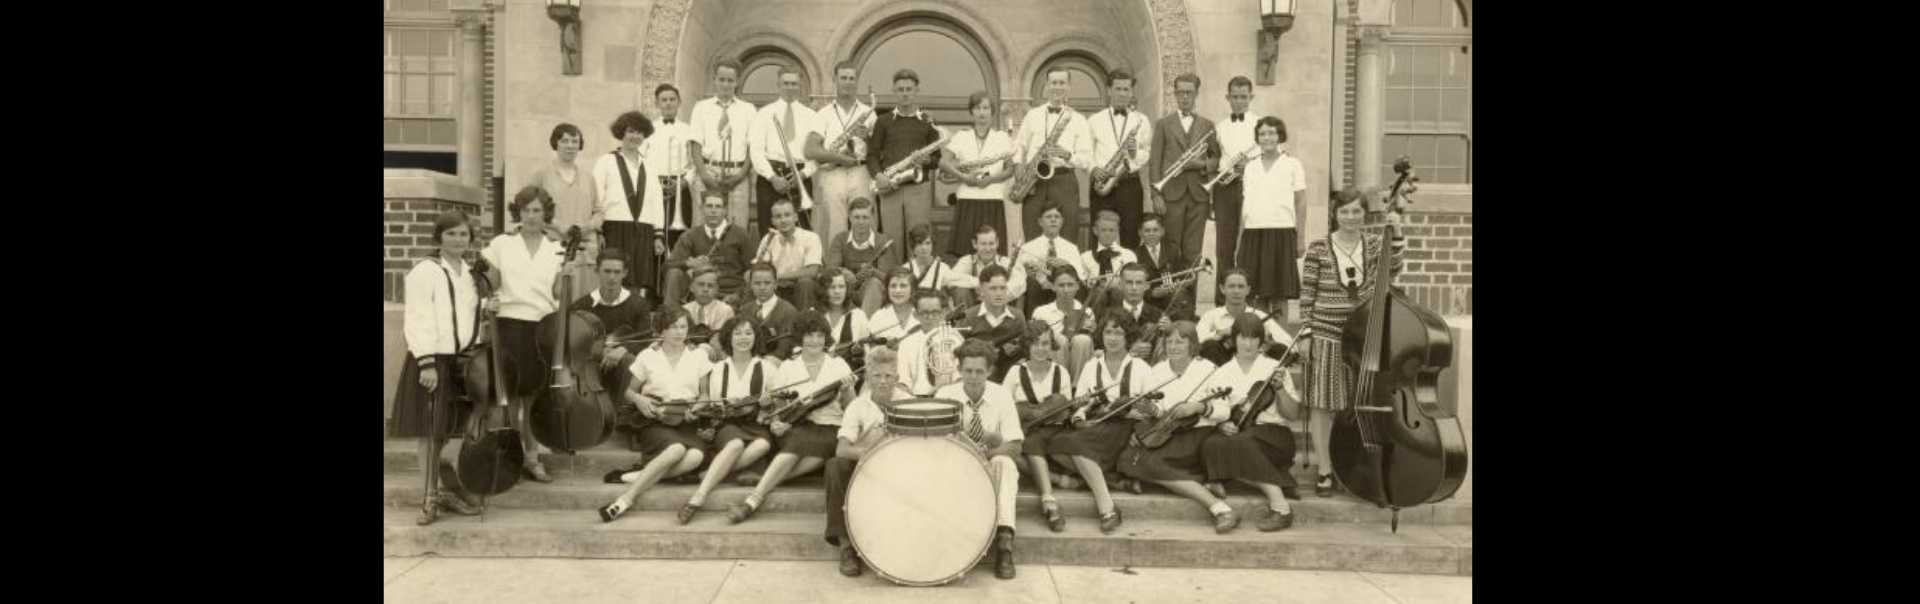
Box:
[635, 422, 709, 457]
[1049, 420, 1137, 473]
[1117, 427, 1210, 482]
[496, 317, 549, 397]
[779, 423, 840, 458]
[601, 220, 659, 294]
[1202, 424, 1297, 486]
[714, 418, 774, 446]
[390, 353, 474, 439]
[1236, 228, 1299, 301]
[1020, 423, 1071, 456]
[947, 196, 1008, 258]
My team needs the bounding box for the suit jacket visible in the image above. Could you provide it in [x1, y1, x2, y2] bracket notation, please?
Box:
[747, 296, 803, 360]
[668, 222, 756, 291]
[1101, 298, 1165, 336]
[1149, 113, 1221, 203]
[1130, 241, 1194, 319]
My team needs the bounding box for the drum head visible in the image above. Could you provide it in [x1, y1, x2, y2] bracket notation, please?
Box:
[845, 435, 996, 586]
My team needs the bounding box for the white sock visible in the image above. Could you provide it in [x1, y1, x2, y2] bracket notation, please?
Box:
[743, 493, 763, 508]
[1209, 501, 1233, 515]
[1270, 501, 1291, 514]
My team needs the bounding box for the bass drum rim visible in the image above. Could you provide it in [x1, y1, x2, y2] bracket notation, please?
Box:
[843, 433, 997, 587]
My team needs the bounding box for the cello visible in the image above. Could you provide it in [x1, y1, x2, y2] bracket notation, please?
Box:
[529, 227, 618, 454]
[442, 260, 525, 498]
[1326, 158, 1469, 532]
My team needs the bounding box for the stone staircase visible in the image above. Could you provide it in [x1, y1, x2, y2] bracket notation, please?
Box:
[383, 437, 1471, 576]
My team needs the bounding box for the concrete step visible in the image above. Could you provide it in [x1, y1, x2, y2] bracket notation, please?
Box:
[383, 508, 1471, 576]
[385, 437, 1339, 496]
[382, 473, 1470, 526]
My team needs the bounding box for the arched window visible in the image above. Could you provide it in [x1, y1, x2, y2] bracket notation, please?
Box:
[1383, 0, 1471, 185]
[736, 48, 810, 108]
[1030, 54, 1109, 115]
[853, 18, 995, 126]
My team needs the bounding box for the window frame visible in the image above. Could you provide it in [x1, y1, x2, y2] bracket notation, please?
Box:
[1029, 54, 1111, 116]
[851, 17, 999, 126]
[384, 23, 460, 153]
[1382, 1, 1471, 188]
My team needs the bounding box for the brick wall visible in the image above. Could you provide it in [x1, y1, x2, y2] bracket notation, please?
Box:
[1392, 210, 1472, 316]
[384, 169, 489, 303]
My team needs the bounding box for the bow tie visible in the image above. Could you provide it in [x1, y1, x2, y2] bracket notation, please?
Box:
[1115, 109, 1127, 118]
[1048, 107, 1062, 115]
[1231, 114, 1244, 122]
[662, 118, 675, 124]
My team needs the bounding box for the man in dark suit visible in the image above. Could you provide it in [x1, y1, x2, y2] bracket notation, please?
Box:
[1130, 213, 1194, 319]
[664, 195, 756, 309]
[1103, 262, 1167, 360]
[743, 262, 802, 360]
[954, 265, 1027, 380]
[1148, 73, 1221, 272]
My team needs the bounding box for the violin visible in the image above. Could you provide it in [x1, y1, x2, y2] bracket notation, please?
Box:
[1326, 157, 1469, 532]
[1229, 337, 1305, 433]
[528, 227, 617, 454]
[1132, 386, 1232, 448]
[761, 375, 858, 425]
[1019, 376, 1130, 432]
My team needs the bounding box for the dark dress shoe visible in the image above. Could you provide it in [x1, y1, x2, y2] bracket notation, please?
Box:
[415, 502, 440, 526]
[1098, 509, 1124, 534]
[1281, 486, 1301, 501]
[1213, 509, 1240, 534]
[839, 546, 864, 577]
[727, 500, 757, 524]
[994, 527, 1016, 579]
[1042, 502, 1067, 533]
[1256, 508, 1294, 532]
[676, 503, 699, 525]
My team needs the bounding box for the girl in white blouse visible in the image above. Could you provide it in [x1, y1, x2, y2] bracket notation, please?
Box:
[394, 211, 487, 525]
[1197, 313, 1301, 532]
[1235, 116, 1308, 317]
[1005, 320, 1078, 532]
[481, 186, 570, 483]
[812, 268, 870, 371]
[1115, 321, 1245, 533]
[729, 311, 858, 524]
[1052, 313, 1156, 534]
[864, 267, 920, 343]
[600, 307, 714, 523]
[679, 315, 780, 524]
[902, 224, 961, 294]
[939, 91, 1017, 258]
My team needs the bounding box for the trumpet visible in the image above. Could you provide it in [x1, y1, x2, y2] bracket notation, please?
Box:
[1152, 129, 1216, 193]
[871, 129, 954, 193]
[1147, 258, 1215, 291]
[1202, 145, 1260, 192]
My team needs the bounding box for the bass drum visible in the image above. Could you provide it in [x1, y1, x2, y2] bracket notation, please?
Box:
[844, 431, 996, 586]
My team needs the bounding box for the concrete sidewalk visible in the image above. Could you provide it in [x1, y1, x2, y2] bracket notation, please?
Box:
[384, 557, 1470, 603]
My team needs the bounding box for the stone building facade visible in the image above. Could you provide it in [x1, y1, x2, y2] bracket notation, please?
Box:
[383, 0, 1471, 314]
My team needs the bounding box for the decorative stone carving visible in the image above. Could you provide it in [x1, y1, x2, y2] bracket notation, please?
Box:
[640, 0, 695, 115]
[1147, 0, 1197, 111]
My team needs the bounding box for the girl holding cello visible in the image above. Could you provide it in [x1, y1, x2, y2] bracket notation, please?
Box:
[480, 186, 569, 483]
[678, 315, 779, 524]
[1198, 314, 1300, 531]
[392, 211, 487, 525]
[601, 307, 713, 523]
[1297, 187, 1405, 496]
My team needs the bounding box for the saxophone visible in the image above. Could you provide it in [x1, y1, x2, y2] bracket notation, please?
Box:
[870, 129, 954, 193]
[938, 151, 1015, 184]
[1092, 110, 1143, 196]
[1007, 109, 1073, 202]
[822, 89, 877, 162]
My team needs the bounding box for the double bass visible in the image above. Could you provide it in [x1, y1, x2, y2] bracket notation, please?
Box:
[529, 227, 617, 453]
[442, 259, 525, 498]
[1326, 158, 1469, 532]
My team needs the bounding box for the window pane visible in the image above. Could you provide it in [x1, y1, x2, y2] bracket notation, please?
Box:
[429, 120, 457, 145]
[1386, 90, 1410, 124]
[432, 75, 455, 115]
[429, 56, 455, 74]
[740, 64, 782, 97]
[430, 31, 451, 57]
[402, 119, 433, 145]
[1068, 69, 1101, 103]
[1449, 46, 1471, 86]
[385, 119, 405, 144]
[1440, 89, 1469, 126]
[403, 56, 429, 73]
[384, 56, 401, 71]
[404, 75, 429, 115]
[385, 75, 400, 113]
[427, 0, 448, 12]
[1415, 89, 1441, 126]
[1388, 47, 1413, 88]
[861, 31, 985, 99]
[1436, 136, 1465, 169]
[395, 30, 427, 57]
[1413, 47, 1444, 87]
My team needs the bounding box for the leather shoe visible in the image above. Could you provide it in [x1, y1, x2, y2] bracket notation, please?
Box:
[993, 528, 1016, 580]
[1256, 508, 1294, 532]
[727, 500, 757, 524]
[1315, 473, 1334, 497]
[1281, 486, 1301, 501]
[1041, 501, 1067, 533]
[677, 503, 699, 525]
[1213, 509, 1240, 534]
[435, 491, 481, 516]
[839, 545, 864, 577]
[1098, 509, 1124, 534]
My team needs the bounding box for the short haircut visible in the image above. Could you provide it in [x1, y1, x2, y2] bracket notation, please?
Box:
[1174, 72, 1201, 89]
[1165, 320, 1200, 350]
[1221, 267, 1252, 285]
[713, 58, 743, 77]
[833, 60, 858, 76]
[1095, 209, 1121, 225]
[912, 287, 947, 308]
[770, 196, 797, 212]
[954, 339, 998, 367]
[974, 223, 998, 239]
[778, 65, 801, 79]
[1255, 115, 1288, 143]
[887, 266, 917, 288]
[1046, 67, 1071, 81]
[1228, 312, 1269, 345]
[431, 210, 473, 244]
[1050, 264, 1082, 284]
[906, 224, 934, 248]
[549, 123, 584, 150]
[1227, 76, 1254, 92]
[1138, 213, 1164, 229]
[716, 314, 765, 355]
[1024, 319, 1061, 350]
[509, 186, 554, 222]
[1119, 262, 1150, 278]
[865, 344, 897, 372]
[1108, 68, 1135, 87]
[748, 261, 779, 281]
[610, 111, 653, 140]
[817, 267, 856, 308]
[966, 91, 995, 115]
[892, 68, 920, 86]
[597, 249, 628, 268]
[847, 196, 875, 215]
[689, 266, 720, 282]
[1038, 202, 1064, 219]
[654, 83, 681, 99]
[978, 264, 1010, 285]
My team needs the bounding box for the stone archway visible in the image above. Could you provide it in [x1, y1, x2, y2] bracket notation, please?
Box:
[711, 28, 827, 103]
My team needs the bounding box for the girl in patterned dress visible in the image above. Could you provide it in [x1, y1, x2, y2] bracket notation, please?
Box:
[1297, 187, 1405, 496]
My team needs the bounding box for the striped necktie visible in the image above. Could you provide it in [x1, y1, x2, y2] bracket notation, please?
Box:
[967, 393, 986, 444]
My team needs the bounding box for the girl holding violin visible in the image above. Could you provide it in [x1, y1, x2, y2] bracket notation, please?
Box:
[1006, 319, 1078, 532]
[1196, 269, 1293, 364]
[601, 307, 713, 523]
[813, 268, 871, 377]
[481, 186, 570, 483]
[1298, 187, 1405, 496]
[1051, 313, 1155, 534]
[1028, 267, 1097, 375]
[679, 315, 779, 524]
[730, 311, 858, 524]
[863, 267, 920, 342]
[902, 224, 962, 295]
[1117, 321, 1244, 533]
[393, 211, 487, 525]
[1199, 314, 1301, 531]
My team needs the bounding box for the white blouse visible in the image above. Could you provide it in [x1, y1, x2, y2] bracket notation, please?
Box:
[1240, 151, 1307, 229]
[1196, 306, 1296, 347]
[706, 356, 778, 400]
[866, 305, 920, 341]
[906, 257, 962, 291]
[628, 345, 714, 402]
[480, 231, 566, 322]
[1199, 355, 1288, 427]
[1005, 361, 1075, 404]
[822, 308, 870, 351]
[1146, 358, 1232, 428]
[402, 257, 481, 358]
[591, 149, 667, 226]
[772, 354, 854, 426]
[1073, 354, 1156, 421]
[948, 127, 1014, 200]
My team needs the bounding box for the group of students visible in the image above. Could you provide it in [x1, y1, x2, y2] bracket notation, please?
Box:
[393, 50, 1409, 582]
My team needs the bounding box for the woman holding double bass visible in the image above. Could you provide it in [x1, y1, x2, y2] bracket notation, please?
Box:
[1297, 187, 1405, 496]
[391, 211, 488, 525]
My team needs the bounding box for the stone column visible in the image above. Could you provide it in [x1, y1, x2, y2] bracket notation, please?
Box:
[1354, 24, 1389, 190]
[454, 9, 486, 187]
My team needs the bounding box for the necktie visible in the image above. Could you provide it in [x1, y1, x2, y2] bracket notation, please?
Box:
[1232, 114, 1244, 122]
[967, 394, 986, 443]
[717, 105, 731, 144]
[782, 101, 796, 142]
[1048, 238, 1058, 259]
